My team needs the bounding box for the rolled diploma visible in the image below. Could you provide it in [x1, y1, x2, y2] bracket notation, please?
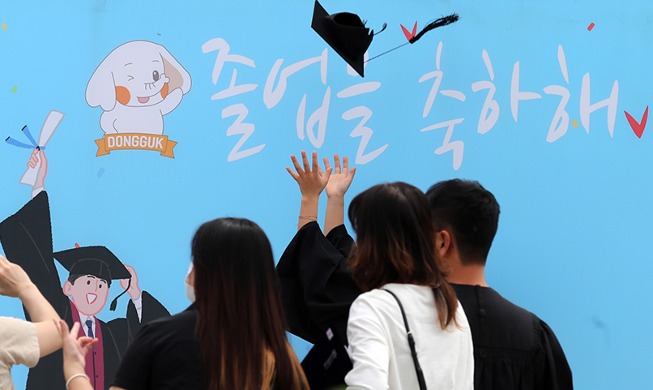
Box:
[20, 110, 64, 186]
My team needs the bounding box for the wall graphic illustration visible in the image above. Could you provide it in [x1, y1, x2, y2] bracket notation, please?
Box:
[86, 40, 191, 158]
[0, 151, 170, 390]
[1, 1, 652, 389]
[5, 110, 64, 185]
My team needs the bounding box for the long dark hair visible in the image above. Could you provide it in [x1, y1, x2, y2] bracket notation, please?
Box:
[192, 218, 306, 389]
[347, 182, 458, 328]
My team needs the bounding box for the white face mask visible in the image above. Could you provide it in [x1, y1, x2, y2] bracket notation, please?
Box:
[185, 263, 195, 303]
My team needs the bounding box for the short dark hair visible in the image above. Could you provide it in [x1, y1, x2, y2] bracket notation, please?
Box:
[425, 179, 500, 265]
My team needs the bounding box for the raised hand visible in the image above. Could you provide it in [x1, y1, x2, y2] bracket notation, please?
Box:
[324, 154, 356, 199]
[286, 151, 332, 230]
[119, 264, 142, 301]
[27, 149, 48, 190]
[323, 154, 357, 235]
[286, 151, 332, 198]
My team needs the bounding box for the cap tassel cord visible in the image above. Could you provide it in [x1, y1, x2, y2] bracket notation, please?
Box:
[109, 278, 131, 311]
[409, 14, 459, 44]
[366, 13, 460, 63]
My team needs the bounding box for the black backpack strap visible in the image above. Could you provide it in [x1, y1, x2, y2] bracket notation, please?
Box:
[382, 288, 428, 390]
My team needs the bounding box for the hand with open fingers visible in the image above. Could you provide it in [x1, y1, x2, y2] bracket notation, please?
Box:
[286, 151, 332, 197]
[324, 154, 356, 199]
[58, 320, 98, 380]
[0, 255, 33, 298]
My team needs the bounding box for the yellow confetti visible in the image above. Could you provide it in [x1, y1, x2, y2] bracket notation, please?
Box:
[11, 85, 18, 93]
[1, 23, 7, 31]
[571, 119, 578, 128]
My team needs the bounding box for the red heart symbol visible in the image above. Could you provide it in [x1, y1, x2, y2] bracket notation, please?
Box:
[624, 106, 648, 138]
[400, 22, 418, 42]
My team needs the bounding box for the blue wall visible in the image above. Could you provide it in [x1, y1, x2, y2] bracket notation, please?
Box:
[1, 1, 651, 388]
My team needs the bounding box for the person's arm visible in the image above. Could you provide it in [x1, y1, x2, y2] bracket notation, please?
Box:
[0, 255, 61, 357]
[286, 150, 332, 231]
[119, 264, 144, 321]
[27, 148, 48, 198]
[323, 154, 356, 236]
[277, 219, 362, 343]
[538, 320, 574, 390]
[455, 306, 475, 390]
[345, 293, 391, 390]
[0, 187, 72, 322]
[124, 289, 170, 343]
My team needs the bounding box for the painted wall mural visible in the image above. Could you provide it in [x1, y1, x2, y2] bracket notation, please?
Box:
[1, 1, 652, 389]
[86, 40, 191, 157]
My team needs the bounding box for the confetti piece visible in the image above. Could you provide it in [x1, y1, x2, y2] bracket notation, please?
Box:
[1, 23, 7, 31]
[11, 85, 17, 93]
[587, 22, 595, 31]
[400, 22, 418, 42]
[572, 120, 579, 128]
[97, 167, 106, 177]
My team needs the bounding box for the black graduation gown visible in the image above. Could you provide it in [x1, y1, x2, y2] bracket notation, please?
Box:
[0, 192, 170, 390]
[112, 306, 204, 390]
[451, 284, 574, 390]
[276, 221, 361, 344]
[276, 222, 574, 389]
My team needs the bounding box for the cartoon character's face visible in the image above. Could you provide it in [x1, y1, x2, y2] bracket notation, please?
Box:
[63, 275, 110, 316]
[112, 46, 169, 107]
[86, 40, 192, 112]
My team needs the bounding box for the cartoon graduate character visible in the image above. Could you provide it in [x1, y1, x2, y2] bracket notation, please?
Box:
[86, 40, 192, 135]
[0, 150, 170, 390]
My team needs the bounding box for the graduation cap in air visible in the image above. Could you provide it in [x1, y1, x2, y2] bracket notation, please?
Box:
[54, 245, 132, 311]
[311, 0, 377, 77]
[311, 0, 460, 77]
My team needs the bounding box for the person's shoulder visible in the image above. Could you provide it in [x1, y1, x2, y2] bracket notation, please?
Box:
[351, 286, 395, 309]
[141, 306, 196, 334]
[481, 287, 539, 319]
[352, 284, 431, 312]
[155, 306, 195, 323]
[454, 285, 540, 329]
[0, 316, 35, 333]
[481, 287, 564, 341]
[0, 316, 29, 324]
[352, 288, 382, 303]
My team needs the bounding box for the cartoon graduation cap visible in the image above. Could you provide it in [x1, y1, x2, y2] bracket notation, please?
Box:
[54, 245, 132, 311]
[311, 0, 459, 77]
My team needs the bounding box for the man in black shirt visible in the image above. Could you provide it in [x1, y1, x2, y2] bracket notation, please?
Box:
[427, 179, 573, 390]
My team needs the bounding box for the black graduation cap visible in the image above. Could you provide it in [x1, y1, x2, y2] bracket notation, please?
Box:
[54, 245, 132, 310]
[311, 0, 374, 77]
[54, 246, 130, 281]
[311, 0, 460, 77]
